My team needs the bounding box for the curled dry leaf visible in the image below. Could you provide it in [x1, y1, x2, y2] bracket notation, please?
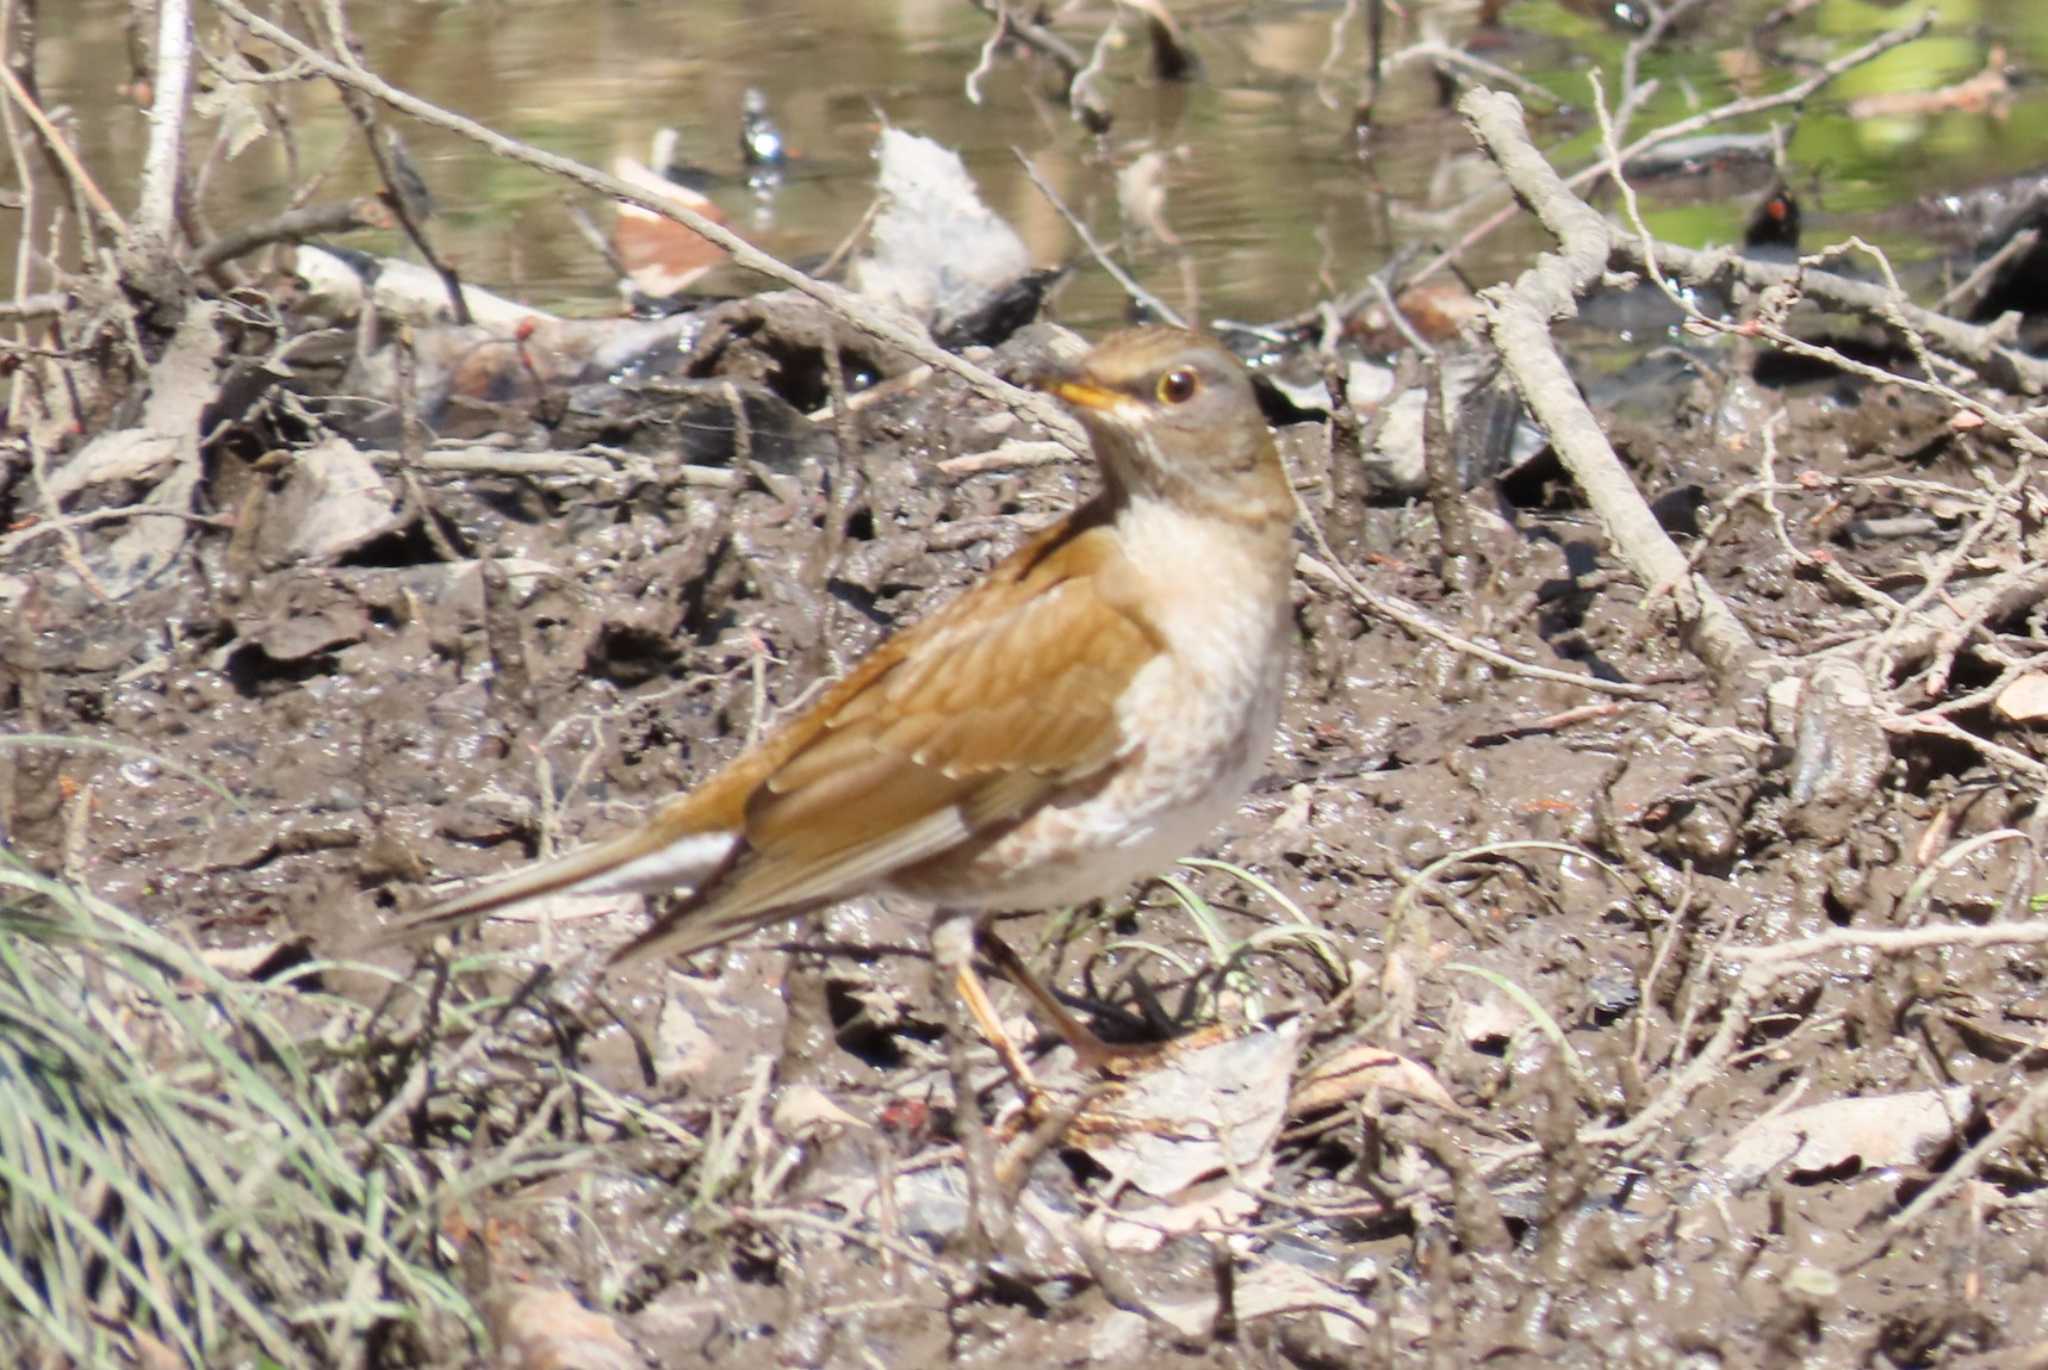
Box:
[1069, 1021, 1298, 1249]
[192, 79, 269, 162]
[1718, 1086, 1972, 1188]
[1994, 673, 2048, 724]
[1349, 281, 1486, 352]
[771, 1083, 865, 1143]
[1075, 1021, 1298, 1196]
[1457, 991, 1531, 1050]
[1291, 1042, 1461, 1117]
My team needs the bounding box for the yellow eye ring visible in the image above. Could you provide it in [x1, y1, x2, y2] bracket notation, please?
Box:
[1156, 368, 1199, 405]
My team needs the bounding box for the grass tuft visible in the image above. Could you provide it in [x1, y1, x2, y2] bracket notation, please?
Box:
[0, 853, 491, 1367]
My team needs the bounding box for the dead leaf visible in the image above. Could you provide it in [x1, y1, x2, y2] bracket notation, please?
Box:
[194, 80, 269, 161]
[1459, 992, 1530, 1049]
[234, 577, 371, 661]
[256, 437, 404, 567]
[1076, 1021, 1297, 1199]
[1719, 1087, 1971, 1187]
[1995, 673, 2048, 724]
[1291, 1042, 1460, 1116]
[42, 428, 182, 505]
[772, 1084, 864, 1142]
[1090, 1166, 1266, 1253]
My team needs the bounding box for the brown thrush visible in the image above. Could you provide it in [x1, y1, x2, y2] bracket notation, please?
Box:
[396, 326, 1296, 1076]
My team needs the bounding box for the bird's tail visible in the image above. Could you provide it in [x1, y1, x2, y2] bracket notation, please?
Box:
[374, 819, 739, 949]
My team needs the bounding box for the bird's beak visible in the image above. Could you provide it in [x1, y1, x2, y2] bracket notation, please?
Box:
[1046, 377, 1121, 412]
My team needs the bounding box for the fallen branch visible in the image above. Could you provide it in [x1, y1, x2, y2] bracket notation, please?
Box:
[1721, 918, 2048, 965]
[375, 447, 742, 487]
[1626, 237, 2048, 396]
[1459, 87, 1764, 688]
[934, 439, 1075, 476]
[1407, 11, 1930, 297]
[190, 197, 389, 274]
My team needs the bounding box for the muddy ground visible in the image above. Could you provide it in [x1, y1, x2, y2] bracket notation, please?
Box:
[9, 262, 2048, 1367]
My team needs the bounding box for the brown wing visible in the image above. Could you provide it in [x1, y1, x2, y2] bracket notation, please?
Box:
[612, 514, 1161, 964]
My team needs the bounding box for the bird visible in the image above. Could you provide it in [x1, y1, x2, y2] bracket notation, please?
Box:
[393, 326, 1297, 1080]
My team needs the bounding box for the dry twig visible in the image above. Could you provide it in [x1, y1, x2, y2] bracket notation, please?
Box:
[1459, 88, 1764, 687]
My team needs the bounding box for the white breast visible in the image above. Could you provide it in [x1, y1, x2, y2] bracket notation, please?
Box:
[905, 497, 1290, 910]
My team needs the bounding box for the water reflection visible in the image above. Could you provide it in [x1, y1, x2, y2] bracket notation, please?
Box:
[25, 0, 2048, 332]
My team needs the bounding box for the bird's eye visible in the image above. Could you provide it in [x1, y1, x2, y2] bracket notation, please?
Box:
[1156, 368, 1199, 405]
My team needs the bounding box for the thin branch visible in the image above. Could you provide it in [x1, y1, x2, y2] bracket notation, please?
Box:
[1406, 11, 1931, 293]
[188, 197, 387, 273]
[1295, 548, 1661, 701]
[1873, 1072, 2048, 1251]
[1459, 87, 1764, 687]
[0, 505, 232, 560]
[0, 291, 67, 320]
[1013, 147, 1184, 328]
[1721, 919, 2048, 965]
[135, 0, 193, 242]
[1633, 235, 2048, 396]
[0, 59, 126, 236]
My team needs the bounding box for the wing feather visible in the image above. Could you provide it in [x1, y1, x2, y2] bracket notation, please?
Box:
[612, 519, 1160, 964]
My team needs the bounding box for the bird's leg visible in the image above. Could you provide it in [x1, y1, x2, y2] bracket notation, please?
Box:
[931, 911, 1017, 1259]
[932, 913, 1040, 1091]
[975, 924, 1125, 1075]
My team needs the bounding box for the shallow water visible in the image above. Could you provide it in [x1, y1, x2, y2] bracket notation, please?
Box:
[24, 0, 2048, 331]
